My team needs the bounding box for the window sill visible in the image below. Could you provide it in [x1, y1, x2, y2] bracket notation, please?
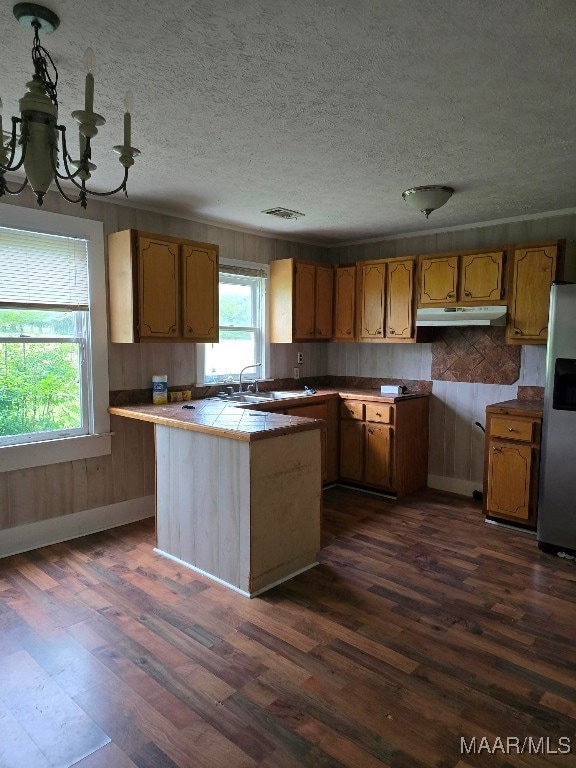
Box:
[0, 433, 112, 473]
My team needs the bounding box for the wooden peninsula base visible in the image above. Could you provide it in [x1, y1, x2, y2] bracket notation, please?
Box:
[154, 424, 322, 597]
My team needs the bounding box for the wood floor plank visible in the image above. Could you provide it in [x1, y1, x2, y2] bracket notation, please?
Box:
[1, 487, 575, 767]
[0, 650, 110, 767]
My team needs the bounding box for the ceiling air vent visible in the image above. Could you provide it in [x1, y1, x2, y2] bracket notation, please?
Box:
[261, 207, 305, 220]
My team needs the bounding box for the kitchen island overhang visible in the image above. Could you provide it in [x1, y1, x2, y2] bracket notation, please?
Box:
[109, 400, 323, 597]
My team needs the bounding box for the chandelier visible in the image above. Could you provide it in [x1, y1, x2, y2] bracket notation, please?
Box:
[0, 3, 139, 209]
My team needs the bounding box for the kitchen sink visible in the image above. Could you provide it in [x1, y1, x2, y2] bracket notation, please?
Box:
[224, 390, 313, 404]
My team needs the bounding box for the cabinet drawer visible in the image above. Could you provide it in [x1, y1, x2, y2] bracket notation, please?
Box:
[340, 401, 364, 420]
[491, 416, 535, 442]
[365, 403, 393, 424]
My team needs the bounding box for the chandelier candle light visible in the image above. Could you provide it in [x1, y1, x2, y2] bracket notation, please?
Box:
[0, 3, 140, 208]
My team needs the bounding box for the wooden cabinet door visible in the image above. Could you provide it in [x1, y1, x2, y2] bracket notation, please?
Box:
[460, 252, 504, 303]
[315, 266, 334, 339]
[360, 262, 386, 339]
[182, 245, 218, 341]
[137, 236, 180, 338]
[507, 245, 557, 344]
[294, 262, 316, 340]
[364, 424, 393, 489]
[333, 266, 356, 340]
[418, 256, 458, 306]
[486, 441, 533, 521]
[386, 259, 414, 339]
[340, 420, 364, 481]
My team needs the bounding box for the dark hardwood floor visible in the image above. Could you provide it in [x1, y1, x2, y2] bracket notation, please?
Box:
[0, 487, 575, 768]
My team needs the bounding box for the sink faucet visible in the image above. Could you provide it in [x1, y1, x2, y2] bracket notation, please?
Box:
[238, 363, 262, 392]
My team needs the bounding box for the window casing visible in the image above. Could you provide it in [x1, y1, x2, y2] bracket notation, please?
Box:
[0, 204, 110, 471]
[198, 261, 268, 384]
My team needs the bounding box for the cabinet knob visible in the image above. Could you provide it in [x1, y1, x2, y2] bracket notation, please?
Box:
[389, 328, 395, 334]
[448, 291, 455, 299]
[464, 290, 472, 298]
[492, 447, 502, 453]
[508, 427, 516, 432]
[514, 328, 522, 335]
[376, 412, 382, 417]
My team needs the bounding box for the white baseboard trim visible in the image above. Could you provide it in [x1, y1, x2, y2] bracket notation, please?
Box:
[154, 547, 318, 599]
[0, 495, 155, 559]
[427, 474, 480, 498]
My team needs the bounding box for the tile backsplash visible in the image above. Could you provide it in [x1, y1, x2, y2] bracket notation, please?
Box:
[431, 327, 520, 384]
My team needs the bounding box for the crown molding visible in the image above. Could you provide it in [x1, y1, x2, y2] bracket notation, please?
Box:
[324, 207, 576, 248]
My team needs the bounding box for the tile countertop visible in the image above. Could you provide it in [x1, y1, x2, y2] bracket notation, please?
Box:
[108, 389, 429, 442]
[486, 399, 544, 417]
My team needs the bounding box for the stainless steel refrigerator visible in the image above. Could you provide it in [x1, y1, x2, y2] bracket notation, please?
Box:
[538, 282, 576, 555]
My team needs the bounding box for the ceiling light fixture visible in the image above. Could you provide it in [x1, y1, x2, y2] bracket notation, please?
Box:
[401, 185, 454, 219]
[0, 3, 139, 208]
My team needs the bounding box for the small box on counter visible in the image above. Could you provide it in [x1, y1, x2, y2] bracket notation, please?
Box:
[380, 385, 406, 395]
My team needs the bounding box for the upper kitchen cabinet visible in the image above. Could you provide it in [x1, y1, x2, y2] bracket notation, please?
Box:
[108, 230, 219, 343]
[270, 258, 334, 342]
[386, 259, 415, 340]
[315, 265, 335, 339]
[357, 257, 418, 343]
[418, 255, 458, 306]
[333, 266, 356, 341]
[460, 252, 505, 303]
[181, 244, 219, 341]
[359, 261, 386, 340]
[418, 251, 506, 307]
[506, 241, 576, 345]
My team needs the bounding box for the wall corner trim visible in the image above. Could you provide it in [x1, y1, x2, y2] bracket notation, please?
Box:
[0, 495, 155, 559]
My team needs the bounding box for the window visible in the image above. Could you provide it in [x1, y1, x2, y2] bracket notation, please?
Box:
[0, 204, 110, 471]
[199, 261, 268, 384]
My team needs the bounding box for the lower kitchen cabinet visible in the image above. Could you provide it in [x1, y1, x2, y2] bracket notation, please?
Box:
[364, 423, 393, 489]
[339, 419, 364, 481]
[484, 402, 543, 528]
[339, 396, 429, 497]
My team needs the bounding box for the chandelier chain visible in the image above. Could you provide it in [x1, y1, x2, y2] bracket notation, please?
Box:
[31, 20, 58, 107]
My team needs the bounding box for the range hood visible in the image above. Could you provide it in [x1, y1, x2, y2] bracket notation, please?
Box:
[416, 306, 507, 327]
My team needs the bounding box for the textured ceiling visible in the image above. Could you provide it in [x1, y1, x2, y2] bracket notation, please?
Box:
[2, 0, 576, 244]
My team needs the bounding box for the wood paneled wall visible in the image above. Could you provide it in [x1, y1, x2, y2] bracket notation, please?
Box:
[0, 190, 329, 533]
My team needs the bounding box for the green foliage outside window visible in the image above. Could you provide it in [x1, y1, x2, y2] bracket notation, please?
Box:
[0, 307, 83, 438]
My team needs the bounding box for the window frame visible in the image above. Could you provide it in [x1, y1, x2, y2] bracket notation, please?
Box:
[197, 258, 269, 385]
[0, 203, 110, 472]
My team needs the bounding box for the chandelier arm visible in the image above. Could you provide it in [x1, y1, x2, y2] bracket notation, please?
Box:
[0, 117, 27, 173]
[0, 175, 29, 196]
[79, 166, 130, 198]
[52, 173, 86, 204]
[52, 125, 85, 182]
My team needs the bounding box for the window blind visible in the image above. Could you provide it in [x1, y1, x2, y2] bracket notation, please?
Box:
[220, 264, 267, 279]
[0, 226, 89, 309]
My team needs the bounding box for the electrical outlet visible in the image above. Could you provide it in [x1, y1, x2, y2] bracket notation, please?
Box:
[297, 352, 304, 364]
[293, 367, 300, 379]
